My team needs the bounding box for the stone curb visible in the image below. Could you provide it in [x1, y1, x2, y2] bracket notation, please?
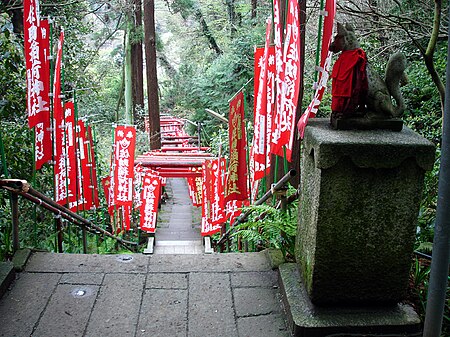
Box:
[12, 248, 32, 272]
[0, 261, 14, 300]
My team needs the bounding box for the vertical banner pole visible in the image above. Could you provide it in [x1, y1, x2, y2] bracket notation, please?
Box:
[313, 0, 325, 97]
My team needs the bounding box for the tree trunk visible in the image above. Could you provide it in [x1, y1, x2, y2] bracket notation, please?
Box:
[194, 8, 223, 55]
[226, 0, 237, 36]
[131, 0, 145, 129]
[144, 0, 161, 149]
[251, 0, 257, 20]
[124, 27, 133, 124]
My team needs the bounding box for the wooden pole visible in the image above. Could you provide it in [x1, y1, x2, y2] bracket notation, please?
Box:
[11, 193, 19, 253]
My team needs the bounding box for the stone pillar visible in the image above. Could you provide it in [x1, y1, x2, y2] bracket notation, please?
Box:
[280, 119, 435, 336]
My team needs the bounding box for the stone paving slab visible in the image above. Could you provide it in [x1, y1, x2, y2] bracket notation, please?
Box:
[0, 251, 287, 337]
[237, 314, 290, 337]
[231, 271, 279, 288]
[234, 287, 282, 317]
[0, 272, 61, 337]
[188, 272, 238, 337]
[33, 284, 99, 337]
[26, 252, 148, 274]
[146, 272, 189, 289]
[85, 273, 145, 337]
[138, 289, 188, 337]
[148, 251, 272, 272]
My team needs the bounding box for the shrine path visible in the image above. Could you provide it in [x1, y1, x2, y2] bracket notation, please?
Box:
[0, 251, 289, 337]
[0, 179, 291, 336]
[154, 178, 203, 254]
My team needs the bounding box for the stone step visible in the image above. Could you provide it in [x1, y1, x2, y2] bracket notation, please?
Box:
[154, 240, 204, 254]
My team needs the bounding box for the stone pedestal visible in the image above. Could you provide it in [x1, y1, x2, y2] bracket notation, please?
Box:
[280, 119, 434, 336]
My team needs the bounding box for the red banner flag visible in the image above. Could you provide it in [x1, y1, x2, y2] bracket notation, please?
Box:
[226, 199, 249, 227]
[271, 0, 302, 162]
[34, 19, 51, 170]
[101, 176, 114, 216]
[252, 19, 275, 181]
[53, 32, 66, 205]
[76, 120, 94, 210]
[62, 102, 78, 211]
[87, 125, 100, 208]
[140, 172, 161, 233]
[225, 91, 249, 202]
[297, 0, 336, 138]
[24, 0, 49, 129]
[113, 125, 136, 206]
[122, 205, 132, 231]
[187, 177, 202, 207]
[271, 0, 284, 158]
[201, 158, 226, 236]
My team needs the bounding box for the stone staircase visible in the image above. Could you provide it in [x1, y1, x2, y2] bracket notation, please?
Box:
[153, 178, 204, 254]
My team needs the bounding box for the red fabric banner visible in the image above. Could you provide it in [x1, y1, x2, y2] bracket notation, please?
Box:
[24, 0, 49, 129]
[225, 91, 248, 202]
[201, 158, 226, 236]
[63, 102, 78, 211]
[76, 120, 94, 210]
[101, 176, 114, 216]
[53, 32, 66, 205]
[251, 19, 275, 182]
[87, 125, 100, 208]
[297, 0, 336, 138]
[134, 164, 144, 209]
[113, 125, 136, 206]
[34, 19, 51, 170]
[122, 205, 132, 231]
[140, 172, 161, 233]
[187, 177, 202, 207]
[271, 0, 284, 158]
[226, 199, 249, 227]
[271, 0, 302, 162]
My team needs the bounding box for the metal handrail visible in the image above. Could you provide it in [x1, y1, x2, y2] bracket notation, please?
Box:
[0, 179, 138, 252]
[216, 169, 297, 249]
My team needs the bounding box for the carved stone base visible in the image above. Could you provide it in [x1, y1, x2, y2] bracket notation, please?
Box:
[330, 113, 403, 131]
[279, 263, 422, 337]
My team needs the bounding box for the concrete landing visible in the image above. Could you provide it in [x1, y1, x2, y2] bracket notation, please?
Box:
[0, 251, 289, 337]
[155, 178, 203, 254]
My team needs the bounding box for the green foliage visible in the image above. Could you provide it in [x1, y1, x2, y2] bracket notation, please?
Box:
[403, 42, 447, 145]
[409, 258, 450, 335]
[159, 0, 268, 140]
[231, 187, 298, 259]
[0, 14, 26, 121]
[415, 148, 440, 250]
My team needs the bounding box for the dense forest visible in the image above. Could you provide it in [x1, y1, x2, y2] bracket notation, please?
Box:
[0, 0, 448, 329]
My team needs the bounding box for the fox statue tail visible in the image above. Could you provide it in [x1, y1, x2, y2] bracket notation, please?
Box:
[385, 52, 408, 117]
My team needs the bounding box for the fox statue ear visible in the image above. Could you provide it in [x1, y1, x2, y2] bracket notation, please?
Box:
[345, 23, 354, 32]
[336, 22, 346, 35]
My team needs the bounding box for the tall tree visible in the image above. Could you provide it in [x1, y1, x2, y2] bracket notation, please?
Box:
[164, 0, 223, 55]
[144, 0, 161, 149]
[131, 0, 145, 129]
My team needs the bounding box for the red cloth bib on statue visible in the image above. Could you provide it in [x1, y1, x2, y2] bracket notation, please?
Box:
[331, 48, 368, 113]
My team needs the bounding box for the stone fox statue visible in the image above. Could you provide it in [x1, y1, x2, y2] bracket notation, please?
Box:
[329, 23, 408, 119]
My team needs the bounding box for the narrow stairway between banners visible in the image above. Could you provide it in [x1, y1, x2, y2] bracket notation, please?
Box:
[153, 178, 203, 254]
[136, 116, 214, 254]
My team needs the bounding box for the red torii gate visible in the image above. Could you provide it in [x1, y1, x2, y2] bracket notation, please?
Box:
[137, 116, 213, 178]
